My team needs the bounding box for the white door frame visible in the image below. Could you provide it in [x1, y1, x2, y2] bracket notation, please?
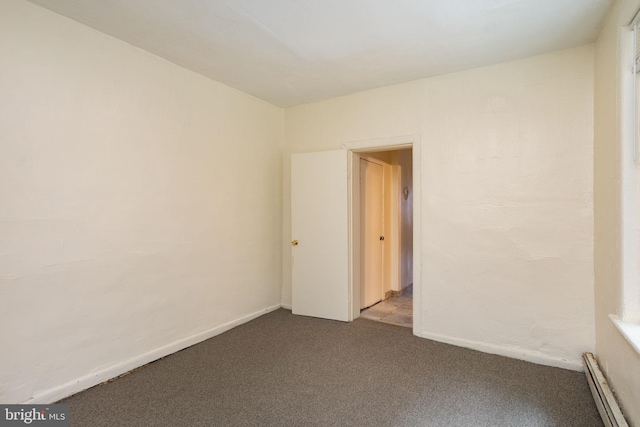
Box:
[343, 135, 422, 335]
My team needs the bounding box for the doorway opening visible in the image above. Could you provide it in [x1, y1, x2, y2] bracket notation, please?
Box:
[350, 147, 414, 328]
[290, 135, 420, 328]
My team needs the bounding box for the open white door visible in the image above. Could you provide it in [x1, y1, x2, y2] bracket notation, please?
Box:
[291, 149, 349, 322]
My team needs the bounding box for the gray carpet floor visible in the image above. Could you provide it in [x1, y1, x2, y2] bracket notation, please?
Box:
[60, 309, 603, 426]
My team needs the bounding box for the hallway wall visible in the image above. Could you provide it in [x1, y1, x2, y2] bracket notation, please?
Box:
[395, 149, 413, 291]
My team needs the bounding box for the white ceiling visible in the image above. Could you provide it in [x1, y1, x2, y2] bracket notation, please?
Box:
[27, 0, 613, 107]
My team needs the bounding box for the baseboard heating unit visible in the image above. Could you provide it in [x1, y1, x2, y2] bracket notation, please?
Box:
[582, 353, 628, 427]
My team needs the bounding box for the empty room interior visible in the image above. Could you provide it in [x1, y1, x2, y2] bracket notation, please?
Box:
[2, 0, 640, 425]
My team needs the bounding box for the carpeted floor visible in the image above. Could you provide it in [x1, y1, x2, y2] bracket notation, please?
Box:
[59, 309, 603, 426]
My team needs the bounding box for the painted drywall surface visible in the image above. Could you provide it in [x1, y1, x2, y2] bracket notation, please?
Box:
[594, 0, 640, 424]
[0, 0, 283, 403]
[397, 149, 413, 291]
[421, 45, 595, 369]
[283, 45, 595, 368]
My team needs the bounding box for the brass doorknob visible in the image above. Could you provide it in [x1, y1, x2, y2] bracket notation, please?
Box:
[291, 240, 299, 246]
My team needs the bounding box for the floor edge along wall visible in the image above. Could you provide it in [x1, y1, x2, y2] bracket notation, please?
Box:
[26, 304, 282, 404]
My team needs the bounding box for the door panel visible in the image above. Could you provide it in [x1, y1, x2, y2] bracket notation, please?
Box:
[291, 150, 349, 322]
[360, 159, 384, 309]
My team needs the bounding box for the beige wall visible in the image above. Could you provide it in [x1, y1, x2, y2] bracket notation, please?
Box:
[395, 149, 413, 291]
[283, 45, 595, 370]
[0, 0, 283, 403]
[594, 0, 640, 425]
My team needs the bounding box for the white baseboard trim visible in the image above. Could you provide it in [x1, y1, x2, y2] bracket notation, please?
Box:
[27, 304, 282, 404]
[281, 303, 292, 310]
[415, 330, 583, 371]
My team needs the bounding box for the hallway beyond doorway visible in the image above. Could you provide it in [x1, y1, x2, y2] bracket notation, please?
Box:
[360, 286, 412, 328]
